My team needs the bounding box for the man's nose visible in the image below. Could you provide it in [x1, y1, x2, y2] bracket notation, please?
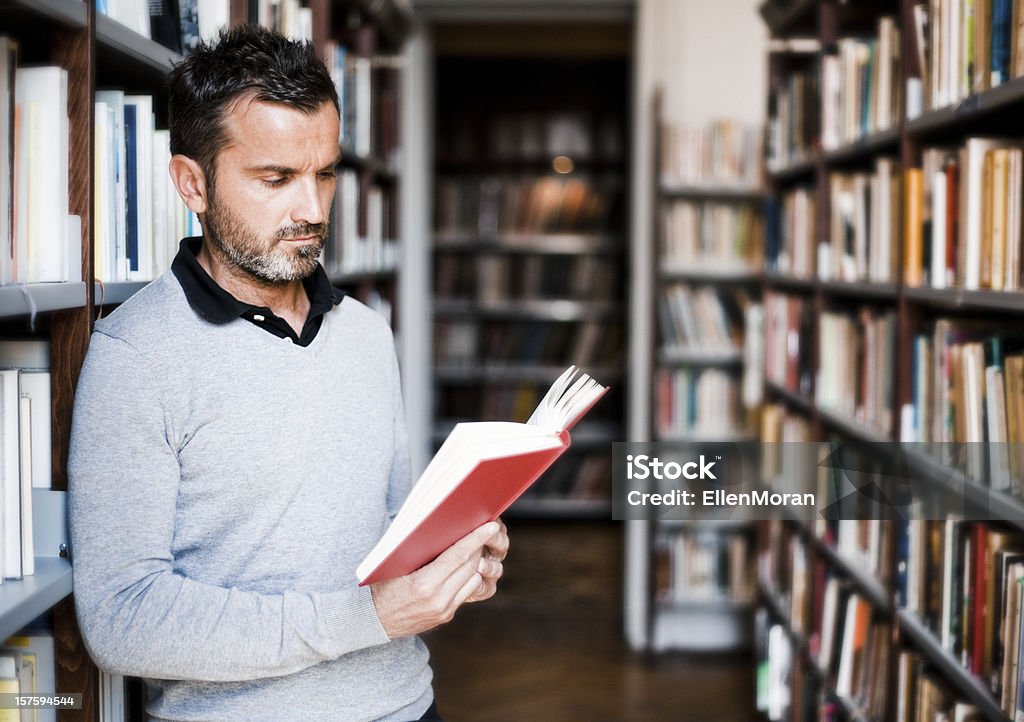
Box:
[291, 177, 326, 225]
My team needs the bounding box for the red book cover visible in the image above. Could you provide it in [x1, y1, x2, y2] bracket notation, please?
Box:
[357, 367, 608, 586]
[359, 435, 569, 586]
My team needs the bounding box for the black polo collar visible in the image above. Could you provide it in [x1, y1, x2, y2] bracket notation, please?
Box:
[170, 237, 345, 346]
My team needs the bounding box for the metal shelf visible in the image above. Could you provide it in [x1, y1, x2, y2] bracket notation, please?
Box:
[908, 76, 1024, 137]
[904, 285, 1024, 314]
[658, 346, 743, 366]
[433, 298, 622, 321]
[819, 280, 899, 300]
[658, 181, 765, 201]
[821, 127, 900, 166]
[897, 610, 1011, 722]
[659, 267, 762, 284]
[96, 14, 181, 75]
[434, 233, 622, 255]
[0, 283, 88, 319]
[816, 405, 892, 443]
[1, 0, 87, 27]
[0, 557, 72, 642]
[764, 381, 815, 415]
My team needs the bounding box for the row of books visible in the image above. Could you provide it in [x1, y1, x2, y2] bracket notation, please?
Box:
[657, 285, 743, 352]
[434, 175, 619, 238]
[1, 630, 57, 722]
[905, 321, 1024, 491]
[653, 528, 754, 604]
[99, 0, 231, 54]
[660, 200, 765, 271]
[915, 0, 1024, 113]
[95, 90, 199, 283]
[820, 18, 903, 150]
[436, 111, 624, 163]
[434, 253, 619, 304]
[324, 43, 374, 160]
[323, 172, 397, 277]
[898, 519, 1024, 718]
[654, 367, 744, 438]
[767, 64, 819, 172]
[824, 159, 902, 284]
[0, 342, 52, 584]
[0, 51, 80, 287]
[908, 139, 1024, 291]
[817, 308, 896, 436]
[434, 319, 622, 369]
[659, 120, 763, 188]
[764, 292, 814, 396]
[765, 186, 815, 278]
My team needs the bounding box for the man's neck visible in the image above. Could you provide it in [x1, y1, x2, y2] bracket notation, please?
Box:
[196, 240, 311, 335]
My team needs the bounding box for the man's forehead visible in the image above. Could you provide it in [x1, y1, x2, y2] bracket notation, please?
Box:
[221, 94, 338, 141]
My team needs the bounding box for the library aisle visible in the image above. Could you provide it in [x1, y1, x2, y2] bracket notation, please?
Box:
[424, 520, 756, 722]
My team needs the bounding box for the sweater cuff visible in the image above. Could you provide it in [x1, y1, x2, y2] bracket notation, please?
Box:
[320, 586, 391, 656]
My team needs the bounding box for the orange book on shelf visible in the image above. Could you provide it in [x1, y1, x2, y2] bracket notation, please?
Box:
[904, 167, 924, 287]
[358, 366, 608, 585]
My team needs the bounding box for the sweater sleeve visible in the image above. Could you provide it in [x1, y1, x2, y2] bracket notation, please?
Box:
[67, 332, 391, 682]
[385, 340, 414, 522]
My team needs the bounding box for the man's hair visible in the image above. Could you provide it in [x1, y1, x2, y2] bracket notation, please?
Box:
[168, 24, 339, 181]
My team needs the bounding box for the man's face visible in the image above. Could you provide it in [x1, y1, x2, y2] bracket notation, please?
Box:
[202, 96, 340, 284]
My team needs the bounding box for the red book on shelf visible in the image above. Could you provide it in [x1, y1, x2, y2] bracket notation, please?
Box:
[945, 160, 959, 287]
[357, 366, 609, 586]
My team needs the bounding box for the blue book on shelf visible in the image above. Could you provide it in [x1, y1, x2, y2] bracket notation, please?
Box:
[992, 0, 1011, 85]
[123, 103, 139, 274]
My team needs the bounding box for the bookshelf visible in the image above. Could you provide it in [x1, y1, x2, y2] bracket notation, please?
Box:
[0, 2, 412, 719]
[757, 0, 1024, 719]
[430, 53, 629, 517]
[625, 94, 765, 653]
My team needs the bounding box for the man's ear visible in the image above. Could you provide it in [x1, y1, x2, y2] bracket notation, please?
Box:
[168, 154, 209, 214]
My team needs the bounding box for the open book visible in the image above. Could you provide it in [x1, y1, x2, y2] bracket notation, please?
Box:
[357, 366, 609, 586]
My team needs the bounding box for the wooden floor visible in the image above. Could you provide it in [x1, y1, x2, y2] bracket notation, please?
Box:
[423, 519, 757, 722]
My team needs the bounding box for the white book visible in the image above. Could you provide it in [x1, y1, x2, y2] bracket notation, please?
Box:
[932, 169, 948, 288]
[96, 91, 127, 282]
[197, 0, 230, 43]
[0, 38, 16, 287]
[17, 372, 49, 490]
[15, 67, 69, 284]
[835, 595, 860, 697]
[959, 138, 1001, 289]
[17, 392, 32, 576]
[106, 0, 151, 38]
[0, 369, 21, 579]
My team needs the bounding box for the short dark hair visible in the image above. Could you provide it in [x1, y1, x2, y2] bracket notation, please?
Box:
[168, 24, 339, 180]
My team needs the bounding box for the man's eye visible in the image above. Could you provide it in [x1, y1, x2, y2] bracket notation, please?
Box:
[262, 177, 286, 188]
[318, 171, 336, 180]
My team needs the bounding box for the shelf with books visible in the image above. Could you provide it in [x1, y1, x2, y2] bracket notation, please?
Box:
[658, 182, 767, 202]
[434, 233, 622, 255]
[433, 298, 622, 322]
[907, 77, 1024, 138]
[822, 127, 901, 167]
[658, 346, 744, 366]
[433, 363, 622, 385]
[0, 283, 89, 320]
[763, 272, 815, 293]
[95, 13, 182, 75]
[94, 281, 150, 308]
[797, 526, 892, 613]
[904, 286, 1024, 314]
[431, 55, 628, 520]
[815, 405, 892, 445]
[766, 154, 818, 183]
[819, 280, 899, 300]
[0, 0, 87, 27]
[896, 609, 1011, 722]
[765, 380, 815, 415]
[759, 0, 818, 37]
[658, 267, 763, 284]
[0, 557, 73, 644]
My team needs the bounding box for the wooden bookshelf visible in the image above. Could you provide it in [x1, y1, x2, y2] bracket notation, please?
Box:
[755, 0, 1024, 718]
[430, 51, 629, 517]
[0, 2, 413, 719]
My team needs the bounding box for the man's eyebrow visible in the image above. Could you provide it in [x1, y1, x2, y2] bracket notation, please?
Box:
[248, 164, 295, 175]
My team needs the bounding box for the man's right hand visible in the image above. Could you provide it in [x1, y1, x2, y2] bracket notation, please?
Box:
[369, 521, 505, 640]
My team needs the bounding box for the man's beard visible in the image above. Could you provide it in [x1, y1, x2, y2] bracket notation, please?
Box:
[202, 186, 328, 285]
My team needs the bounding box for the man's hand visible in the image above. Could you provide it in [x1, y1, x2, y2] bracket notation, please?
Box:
[370, 519, 510, 639]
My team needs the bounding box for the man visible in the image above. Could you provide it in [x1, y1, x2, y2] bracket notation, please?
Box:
[68, 25, 507, 722]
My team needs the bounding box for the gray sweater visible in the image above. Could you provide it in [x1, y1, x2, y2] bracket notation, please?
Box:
[67, 270, 433, 721]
